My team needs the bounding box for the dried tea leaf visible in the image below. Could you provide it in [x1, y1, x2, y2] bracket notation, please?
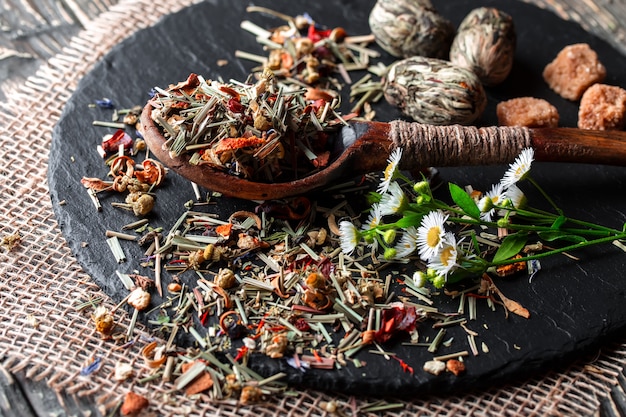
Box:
[486, 276, 530, 319]
[498, 294, 530, 319]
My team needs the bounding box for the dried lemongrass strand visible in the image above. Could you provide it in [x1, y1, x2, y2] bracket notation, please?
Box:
[383, 56, 487, 125]
[368, 0, 454, 59]
[450, 7, 516, 86]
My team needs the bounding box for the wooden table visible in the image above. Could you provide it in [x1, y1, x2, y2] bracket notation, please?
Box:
[1, 0, 626, 416]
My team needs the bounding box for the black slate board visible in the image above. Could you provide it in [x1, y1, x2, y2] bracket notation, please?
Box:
[49, 0, 626, 398]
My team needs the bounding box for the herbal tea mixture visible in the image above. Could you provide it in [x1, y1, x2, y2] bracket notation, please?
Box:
[147, 7, 379, 184]
[73, 3, 626, 413]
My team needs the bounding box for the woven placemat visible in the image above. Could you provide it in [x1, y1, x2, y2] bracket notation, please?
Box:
[1, 0, 625, 415]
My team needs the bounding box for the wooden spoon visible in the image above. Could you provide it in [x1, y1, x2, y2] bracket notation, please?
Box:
[141, 104, 626, 200]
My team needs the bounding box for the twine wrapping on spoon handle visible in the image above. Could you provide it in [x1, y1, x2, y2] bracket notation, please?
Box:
[389, 120, 532, 167]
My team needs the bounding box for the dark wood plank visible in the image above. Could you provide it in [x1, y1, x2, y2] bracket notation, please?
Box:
[1, 366, 103, 417]
[0, 365, 39, 417]
[0, 0, 118, 101]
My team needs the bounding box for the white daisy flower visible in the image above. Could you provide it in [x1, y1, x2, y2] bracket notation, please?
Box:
[501, 148, 534, 188]
[361, 203, 383, 249]
[504, 184, 527, 210]
[479, 182, 505, 222]
[362, 203, 382, 231]
[379, 182, 408, 215]
[378, 148, 403, 193]
[394, 226, 419, 259]
[339, 221, 360, 255]
[416, 210, 448, 261]
[427, 233, 459, 277]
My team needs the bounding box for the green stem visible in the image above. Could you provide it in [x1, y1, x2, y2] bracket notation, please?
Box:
[527, 176, 563, 216]
[429, 201, 466, 218]
[509, 206, 622, 235]
[484, 232, 626, 268]
[447, 216, 617, 238]
[396, 172, 414, 185]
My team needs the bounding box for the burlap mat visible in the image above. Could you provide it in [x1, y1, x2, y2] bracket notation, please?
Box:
[1, 0, 625, 415]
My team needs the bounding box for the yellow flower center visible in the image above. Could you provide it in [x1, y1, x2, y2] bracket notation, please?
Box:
[439, 246, 455, 266]
[426, 227, 441, 248]
[383, 164, 394, 180]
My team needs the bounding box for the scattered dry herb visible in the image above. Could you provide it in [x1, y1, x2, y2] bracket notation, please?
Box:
[0, 232, 21, 252]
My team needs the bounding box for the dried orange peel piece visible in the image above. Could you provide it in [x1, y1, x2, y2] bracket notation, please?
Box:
[213, 136, 266, 155]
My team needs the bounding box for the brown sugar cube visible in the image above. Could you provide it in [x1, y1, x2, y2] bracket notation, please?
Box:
[542, 43, 606, 101]
[578, 83, 626, 130]
[497, 97, 559, 128]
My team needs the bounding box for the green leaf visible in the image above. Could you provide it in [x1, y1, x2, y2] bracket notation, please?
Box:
[537, 230, 588, 243]
[551, 215, 567, 230]
[395, 212, 424, 228]
[448, 183, 480, 219]
[366, 191, 382, 204]
[492, 232, 528, 263]
[445, 268, 479, 285]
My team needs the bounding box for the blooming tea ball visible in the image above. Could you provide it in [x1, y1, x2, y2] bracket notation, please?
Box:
[383, 56, 487, 125]
[450, 7, 516, 86]
[369, 0, 455, 59]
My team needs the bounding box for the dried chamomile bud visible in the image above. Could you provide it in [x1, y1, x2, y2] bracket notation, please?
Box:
[215, 268, 237, 289]
[92, 305, 115, 336]
[128, 287, 151, 311]
[383, 56, 487, 125]
[239, 385, 264, 404]
[450, 7, 516, 86]
[124, 192, 155, 216]
[369, 0, 455, 59]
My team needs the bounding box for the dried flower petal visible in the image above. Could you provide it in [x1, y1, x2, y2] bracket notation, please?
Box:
[102, 129, 133, 154]
[446, 358, 466, 376]
[375, 302, 418, 343]
[423, 360, 446, 375]
[114, 362, 134, 381]
[120, 391, 149, 416]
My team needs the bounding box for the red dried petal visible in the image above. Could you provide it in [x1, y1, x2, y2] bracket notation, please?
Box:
[215, 223, 233, 238]
[227, 97, 245, 113]
[375, 304, 418, 343]
[134, 159, 166, 186]
[168, 73, 200, 95]
[294, 318, 310, 332]
[102, 129, 133, 154]
[307, 25, 332, 43]
[170, 101, 191, 109]
[219, 85, 241, 100]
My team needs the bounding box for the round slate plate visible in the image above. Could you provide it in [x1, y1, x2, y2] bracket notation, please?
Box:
[49, 0, 626, 398]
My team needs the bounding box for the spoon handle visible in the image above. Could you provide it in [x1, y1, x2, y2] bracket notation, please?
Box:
[387, 120, 626, 168]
